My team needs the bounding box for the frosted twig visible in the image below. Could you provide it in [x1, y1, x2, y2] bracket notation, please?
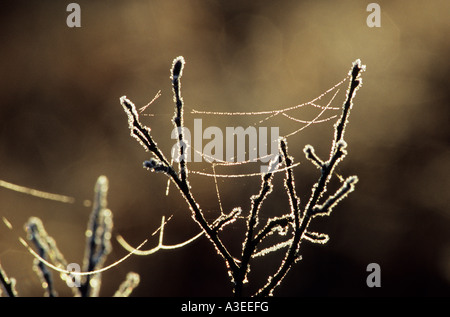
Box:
[311, 175, 358, 217]
[252, 238, 292, 258]
[79, 175, 112, 297]
[234, 151, 281, 296]
[253, 138, 303, 297]
[171, 56, 189, 183]
[0, 262, 17, 297]
[255, 59, 364, 297]
[24, 217, 66, 297]
[113, 272, 140, 297]
[253, 215, 294, 251]
[212, 207, 242, 233]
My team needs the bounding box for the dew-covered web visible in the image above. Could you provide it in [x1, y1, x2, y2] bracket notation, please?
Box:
[188, 77, 345, 174]
[146, 77, 346, 176]
[140, 76, 348, 217]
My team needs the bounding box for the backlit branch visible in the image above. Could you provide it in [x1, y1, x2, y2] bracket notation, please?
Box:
[255, 59, 364, 297]
[120, 57, 364, 297]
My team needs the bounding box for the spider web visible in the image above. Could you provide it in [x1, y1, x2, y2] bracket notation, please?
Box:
[141, 76, 348, 215]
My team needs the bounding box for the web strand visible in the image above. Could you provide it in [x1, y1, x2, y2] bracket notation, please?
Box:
[212, 164, 224, 213]
[190, 77, 346, 116]
[190, 161, 301, 178]
[0, 179, 75, 204]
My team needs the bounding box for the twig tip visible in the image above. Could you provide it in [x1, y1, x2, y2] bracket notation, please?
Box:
[171, 56, 185, 81]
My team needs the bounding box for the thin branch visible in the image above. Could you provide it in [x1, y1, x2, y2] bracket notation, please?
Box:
[304, 59, 364, 220]
[0, 262, 17, 297]
[311, 175, 358, 217]
[255, 138, 303, 296]
[234, 154, 280, 296]
[303, 145, 325, 169]
[171, 56, 188, 183]
[120, 96, 171, 167]
[302, 231, 330, 244]
[253, 215, 293, 248]
[212, 207, 242, 233]
[333, 59, 365, 149]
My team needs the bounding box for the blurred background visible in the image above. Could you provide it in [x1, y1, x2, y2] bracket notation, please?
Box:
[0, 0, 449, 297]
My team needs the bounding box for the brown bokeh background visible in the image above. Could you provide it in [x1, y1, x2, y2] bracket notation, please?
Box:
[0, 0, 449, 297]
